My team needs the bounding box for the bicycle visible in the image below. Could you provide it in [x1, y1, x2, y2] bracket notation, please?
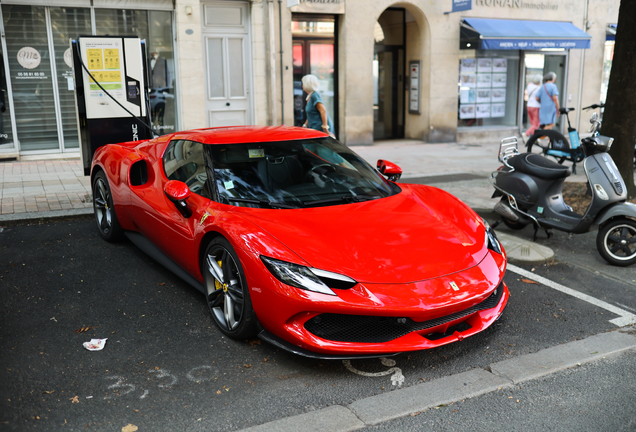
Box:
[525, 103, 604, 173]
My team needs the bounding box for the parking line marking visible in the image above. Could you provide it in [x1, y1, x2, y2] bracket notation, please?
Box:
[507, 264, 636, 327]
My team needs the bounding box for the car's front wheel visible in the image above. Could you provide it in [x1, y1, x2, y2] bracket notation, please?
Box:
[202, 237, 258, 338]
[92, 171, 124, 242]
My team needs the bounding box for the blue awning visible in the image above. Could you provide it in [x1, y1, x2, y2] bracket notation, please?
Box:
[461, 18, 591, 50]
[606, 24, 616, 41]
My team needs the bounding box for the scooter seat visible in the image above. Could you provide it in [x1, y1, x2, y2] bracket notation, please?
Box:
[511, 153, 571, 180]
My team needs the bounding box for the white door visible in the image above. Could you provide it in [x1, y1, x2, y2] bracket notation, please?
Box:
[202, 2, 252, 127]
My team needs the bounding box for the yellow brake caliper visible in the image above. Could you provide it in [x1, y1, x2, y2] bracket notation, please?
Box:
[214, 260, 226, 291]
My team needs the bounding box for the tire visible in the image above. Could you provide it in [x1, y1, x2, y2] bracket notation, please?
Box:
[92, 171, 124, 242]
[596, 218, 636, 267]
[525, 134, 551, 157]
[202, 237, 258, 339]
[502, 217, 528, 230]
[526, 132, 570, 164]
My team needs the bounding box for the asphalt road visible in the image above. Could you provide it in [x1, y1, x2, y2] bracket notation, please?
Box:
[1, 218, 635, 431]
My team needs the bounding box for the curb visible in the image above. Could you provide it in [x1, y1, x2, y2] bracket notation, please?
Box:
[237, 330, 636, 432]
[0, 208, 93, 225]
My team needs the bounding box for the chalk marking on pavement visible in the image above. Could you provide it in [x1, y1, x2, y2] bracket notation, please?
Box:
[507, 264, 636, 326]
[343, 358, 405, 387]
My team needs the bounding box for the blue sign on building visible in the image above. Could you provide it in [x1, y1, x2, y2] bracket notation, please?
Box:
[452, 0, 472, 13]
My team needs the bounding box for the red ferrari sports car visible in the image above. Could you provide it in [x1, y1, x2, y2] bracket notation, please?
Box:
[91, 126, 508, 359]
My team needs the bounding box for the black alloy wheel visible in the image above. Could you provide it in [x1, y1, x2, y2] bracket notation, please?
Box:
[92, 171, 123, 242]
[202, 237, 258, 338]
[596, 218, 636, 267]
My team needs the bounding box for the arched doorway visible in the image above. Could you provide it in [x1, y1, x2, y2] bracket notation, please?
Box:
[373, 8, 406, 140]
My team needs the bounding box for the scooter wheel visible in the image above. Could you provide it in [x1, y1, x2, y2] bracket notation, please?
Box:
[596, 218, 636, 267]
[502, 217, 528, 230]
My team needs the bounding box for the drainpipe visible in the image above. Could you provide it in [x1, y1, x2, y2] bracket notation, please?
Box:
[576, 0, 589, 130]
[267, 0, 277, 125]
[278, 0, 285, 124]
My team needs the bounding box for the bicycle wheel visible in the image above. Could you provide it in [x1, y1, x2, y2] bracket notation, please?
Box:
[525, 134, 551, 156]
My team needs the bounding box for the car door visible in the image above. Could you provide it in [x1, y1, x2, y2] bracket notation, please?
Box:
[130, 139, 212, 278]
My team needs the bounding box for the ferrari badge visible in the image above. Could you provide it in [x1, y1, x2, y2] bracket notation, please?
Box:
[200, 212, 209, 226]
[449, 281, 459, 291]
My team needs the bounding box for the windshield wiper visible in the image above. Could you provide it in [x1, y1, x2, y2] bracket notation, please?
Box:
[227, 198, 299, 209]
[303, 195, 381, 206]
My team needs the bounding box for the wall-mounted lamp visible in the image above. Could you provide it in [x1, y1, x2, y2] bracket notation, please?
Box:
[185, 6, 192, 15]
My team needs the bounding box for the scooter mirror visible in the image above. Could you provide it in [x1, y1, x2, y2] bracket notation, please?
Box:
[590, 112, 599, 123]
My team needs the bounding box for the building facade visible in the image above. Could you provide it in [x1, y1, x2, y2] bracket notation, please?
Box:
[0, 0, 620, 160]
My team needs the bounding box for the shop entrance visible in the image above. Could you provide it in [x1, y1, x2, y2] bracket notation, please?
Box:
[373, 8, 405, 140]
[522, 52, 567, 132]
[292, 14, 337, 135]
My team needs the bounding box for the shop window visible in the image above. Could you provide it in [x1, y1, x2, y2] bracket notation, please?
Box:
[0, 41, 13, 148]
[50, 7, 92, 150]
[600, 40, 614, 105]
[2, 5, 59, 151]
[95, 9, 177, 135]
[458, 51, 519, 128]
[292, 15, 337, 133]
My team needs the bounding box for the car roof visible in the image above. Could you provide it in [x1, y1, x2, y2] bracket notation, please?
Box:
[164, 125, 328, 145]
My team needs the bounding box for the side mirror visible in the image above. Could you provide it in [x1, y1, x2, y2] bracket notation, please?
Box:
[377, 159, 403, 182]
[164, 180, 192, 218]
[589, 112, 599, 123]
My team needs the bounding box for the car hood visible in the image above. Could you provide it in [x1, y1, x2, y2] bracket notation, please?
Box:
[234, 184, 488, 284]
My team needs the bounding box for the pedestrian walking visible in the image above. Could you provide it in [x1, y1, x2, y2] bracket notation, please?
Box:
[535, 71, 560, 130]
[301, 74, 334, 138]
[525, 74, 542, 136]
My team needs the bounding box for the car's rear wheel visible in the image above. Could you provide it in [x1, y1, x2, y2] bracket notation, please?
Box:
[92, 171, 124, 242]
[202, 237, 258, 338]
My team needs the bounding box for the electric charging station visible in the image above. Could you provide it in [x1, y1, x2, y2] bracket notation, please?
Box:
[71, 36, 153, 175]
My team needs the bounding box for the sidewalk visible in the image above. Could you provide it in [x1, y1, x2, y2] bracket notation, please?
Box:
[0, 158, 92, 217]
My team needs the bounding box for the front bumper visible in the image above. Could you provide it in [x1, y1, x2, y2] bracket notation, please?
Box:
[248, 250, 508, 357]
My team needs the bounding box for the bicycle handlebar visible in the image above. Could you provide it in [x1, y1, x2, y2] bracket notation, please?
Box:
[582, 103, 604, 110]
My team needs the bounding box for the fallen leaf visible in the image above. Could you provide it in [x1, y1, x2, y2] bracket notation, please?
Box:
[521, 279, 540, 285]
[43, 391, 55, 395]
[263, 358, 269, 362]
[216, 390, 221, 394]
[249, 339, 261, 346]
[122, 424, 138, 432]
[243, 364, 252, 368]
[69, 396, 79, 403]
[75, 326, 94, 333]
[157, 283, 166, 286]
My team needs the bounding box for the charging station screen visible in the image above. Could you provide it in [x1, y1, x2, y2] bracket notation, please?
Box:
[78, 37, 145, 119]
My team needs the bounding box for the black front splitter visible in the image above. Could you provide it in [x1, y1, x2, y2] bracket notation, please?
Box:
[258, 330, 400, 360]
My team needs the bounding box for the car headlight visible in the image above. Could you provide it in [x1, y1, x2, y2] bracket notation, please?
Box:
[482, 219, 502, 255]
[260, 256, 357, 296]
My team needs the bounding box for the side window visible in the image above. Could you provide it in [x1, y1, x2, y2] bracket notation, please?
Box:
[163, 140, 211, 198]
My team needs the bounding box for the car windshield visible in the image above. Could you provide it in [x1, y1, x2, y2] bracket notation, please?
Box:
[208, 138, 400, 208]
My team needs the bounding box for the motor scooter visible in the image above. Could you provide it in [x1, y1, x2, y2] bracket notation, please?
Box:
[491, 113, 636, 266]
